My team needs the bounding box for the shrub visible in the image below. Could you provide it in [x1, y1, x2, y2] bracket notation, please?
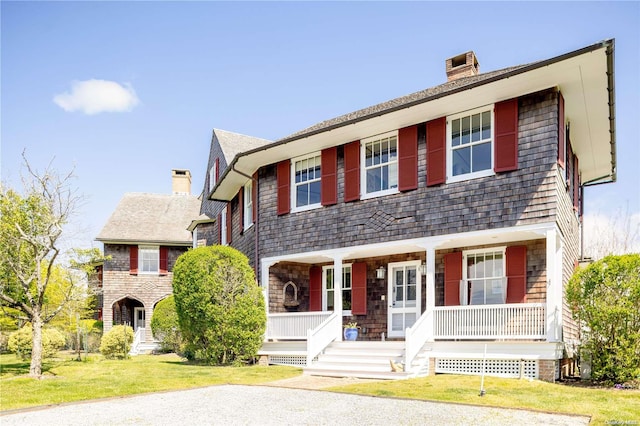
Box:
[566, 253, 640, 384]
[172, 245, 266, 364]
[7, 326, 66, 360]
[99, 325, 134, 359]
[151, 295, 182, 353]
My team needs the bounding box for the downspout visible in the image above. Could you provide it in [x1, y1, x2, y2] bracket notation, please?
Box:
[231, 164, 260, 280]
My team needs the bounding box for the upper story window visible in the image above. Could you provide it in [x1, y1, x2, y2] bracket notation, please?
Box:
[220, 208, 228, 245]
[244, 180, 253, 228]
[462, 248, 506, 305]
[448, 107, 494, 182]
[208, 160, 218, 193]
[362, 132, 398, 198]
[139, 245, 159, 274]
[291, 154, 321, 212]
[323, 265, 352, 315]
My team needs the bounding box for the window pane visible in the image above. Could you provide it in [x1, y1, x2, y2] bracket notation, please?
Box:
[481, 111, 491, 139]
[373, 142, 381, 165]
[326, 269, 334, 290]
[494, 253, 504, 276]
[366, 168, 381, 193]
[343, 269, 351, 290]
[381, 139, 389, 163]
[452, 119, 461, 146]
[461, 116, 471, 144]
[327, 290, 334, 310]
[313, 159, 321, 179]
[388, 162, 398, 189]
[452, 146, 471, 176]
[471, 113, 481, 142]
[472, 142, 491, 172]
[296, 185, 308, 207]
[470, 279, 485, 305]
[389, 137, 397, 159]
[309, 181, 321, 205]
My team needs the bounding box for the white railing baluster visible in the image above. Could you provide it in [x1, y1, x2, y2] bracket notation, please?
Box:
[266, 311, 333, 340]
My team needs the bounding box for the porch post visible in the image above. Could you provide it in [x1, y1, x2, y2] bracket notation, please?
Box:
[546, 229, 563, 342]
[425, 245, 436, 341]
[332, 254, 344, 341]
[260, 259, 275, 314]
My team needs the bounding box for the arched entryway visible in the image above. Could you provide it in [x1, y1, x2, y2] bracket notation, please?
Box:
[112, 297, 145, 331]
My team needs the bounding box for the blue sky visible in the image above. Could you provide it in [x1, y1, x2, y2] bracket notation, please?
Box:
[1, 1, 639, 254]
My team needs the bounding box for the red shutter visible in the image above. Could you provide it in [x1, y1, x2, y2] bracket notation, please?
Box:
[506, 245, 527, 303]
[252, 172, 258, 222]
[129, 246, 138, 275]
[351, 262, 367, 315]
[558, 92, 566, 169]
[277, 160, 290, 215]
[309, 266, 322, 311]
[444, 252, 462, 306]
[398, 125, 418, 191]
[226, 203, 232, 244]
[238, 188, 244, 234]
[159, 246, 168, 275]
[344, 141, 360, 202]
[321, 147, 338, 206]
[573, 154, 580, 211]
[217, 213, 222, 244]
[494, 98, 519, 172]
[215, 158, 220, 182]
[426, 117, 446, 186]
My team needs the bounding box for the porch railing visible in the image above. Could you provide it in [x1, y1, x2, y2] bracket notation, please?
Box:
[433, 303, 546, 340]
[404, 310, 432, 371]
[265, 311, 333, 340]
[306, 311, 341, 366]
[130, 327, 145, 355]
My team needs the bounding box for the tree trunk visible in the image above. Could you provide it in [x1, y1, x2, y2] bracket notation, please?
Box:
[29, 311, 44, 378]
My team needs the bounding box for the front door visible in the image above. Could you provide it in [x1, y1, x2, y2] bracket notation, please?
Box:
[387, 261, 421, 338]
[134, 307, 145, 331]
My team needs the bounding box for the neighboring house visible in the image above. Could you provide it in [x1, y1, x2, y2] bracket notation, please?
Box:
[96, 170, 200, 351]
[199, 39, 616, 381]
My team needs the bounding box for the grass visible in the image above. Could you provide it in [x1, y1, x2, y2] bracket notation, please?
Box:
[0, 352, 300, 411]
[327, 374, 640, 425]
[2, 353, 638, 425]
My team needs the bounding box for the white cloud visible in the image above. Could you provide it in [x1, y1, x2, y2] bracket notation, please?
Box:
[53, 79, 139, 115]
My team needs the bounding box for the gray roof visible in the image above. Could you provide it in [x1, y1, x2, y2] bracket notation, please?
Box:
[213, 128, 272, 164]
[96, 193, 201, 245]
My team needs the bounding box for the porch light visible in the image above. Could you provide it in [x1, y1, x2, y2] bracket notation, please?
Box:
[419, 262, 427, 275]
[376, 266, 386, 279]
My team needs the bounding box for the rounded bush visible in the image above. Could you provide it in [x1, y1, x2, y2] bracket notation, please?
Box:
[151, 295, 182, 353]
[8, 326, 66, 360]
[172, 245, 266, 364]
[99, 325, 134, 359]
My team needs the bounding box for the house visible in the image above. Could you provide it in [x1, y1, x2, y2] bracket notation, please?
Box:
[96, 170, 201, 353]
[195, 40, 614, 382]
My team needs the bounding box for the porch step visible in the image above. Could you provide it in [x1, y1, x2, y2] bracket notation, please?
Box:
[305, 341, 410, 380]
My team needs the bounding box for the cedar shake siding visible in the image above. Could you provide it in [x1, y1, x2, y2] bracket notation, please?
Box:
[259, 89, 559, 259]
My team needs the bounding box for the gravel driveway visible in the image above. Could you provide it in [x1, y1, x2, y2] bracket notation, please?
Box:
[1, 384, 590, 425]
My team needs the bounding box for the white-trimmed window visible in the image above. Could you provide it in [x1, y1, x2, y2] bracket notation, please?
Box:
[208, 161, 218, 193]
[462, 248, 506, 305]
[291, 153, 321, 212]
[139, 245, 159, 274]
[323, 265, 352, 315]
[244, 180, 253, 228]
[220, 208, 227, 245]
[362, 132, 398, 198]
[448, 107, 494, 182]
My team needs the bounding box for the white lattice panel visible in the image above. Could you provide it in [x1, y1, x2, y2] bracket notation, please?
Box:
[268, 355, 307, 366]
[436, 358, 538, 379]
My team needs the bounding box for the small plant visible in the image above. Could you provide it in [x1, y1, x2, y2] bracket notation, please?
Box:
[344, 322, 358, 329]
[8, 326, 65, 360]
[99, 325, 133, 359]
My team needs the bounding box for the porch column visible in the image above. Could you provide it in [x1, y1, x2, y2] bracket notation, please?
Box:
[425, 245, 436, 341]
[546, 229, 563, 342]
[332, 254, 344, 341]
[260, 259, 276, 314]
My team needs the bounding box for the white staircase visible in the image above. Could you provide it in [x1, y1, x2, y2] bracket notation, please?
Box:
[305, 341, 419, 380]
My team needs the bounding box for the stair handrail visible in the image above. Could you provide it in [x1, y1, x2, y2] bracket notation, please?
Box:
[404, 310, 432, 371]
[130, 327, 144, 355]
[306, 311, 340, 366]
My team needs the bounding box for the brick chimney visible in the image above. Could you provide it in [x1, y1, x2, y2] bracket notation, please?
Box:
[446, 51, 479, 81]
[172, 169, 191, 195]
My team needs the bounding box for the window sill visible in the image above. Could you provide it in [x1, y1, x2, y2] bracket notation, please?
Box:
[360, 188, 399, 200]
[447, 169, 494, 184]
[291, 203, 322, 214]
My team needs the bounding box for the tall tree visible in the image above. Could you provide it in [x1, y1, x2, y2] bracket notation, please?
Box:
[0, 154, 82, 377]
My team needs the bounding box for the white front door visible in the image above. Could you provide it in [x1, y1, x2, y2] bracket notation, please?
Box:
[387, 261, 421, 338]
[134, 307, 145, 331]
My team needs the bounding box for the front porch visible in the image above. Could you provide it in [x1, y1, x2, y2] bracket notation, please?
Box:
[258, 223, 566, 381]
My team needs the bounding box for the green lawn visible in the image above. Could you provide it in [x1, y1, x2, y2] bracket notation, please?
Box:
[1, 353, 638, 425]
[0, 352, 300, 411]
[328, 374, 640, 425]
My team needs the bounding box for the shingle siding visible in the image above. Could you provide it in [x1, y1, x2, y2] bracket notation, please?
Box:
[258, 89, 560, 258]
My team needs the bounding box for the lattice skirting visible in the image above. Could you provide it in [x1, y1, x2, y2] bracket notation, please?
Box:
[435, 358, 538, 379]
[268, 355, 307, 366]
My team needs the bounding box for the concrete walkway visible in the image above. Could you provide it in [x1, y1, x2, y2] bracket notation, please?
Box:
[1, 381, 590, 425]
